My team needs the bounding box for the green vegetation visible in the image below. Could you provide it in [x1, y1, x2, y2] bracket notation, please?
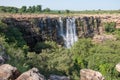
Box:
[1, 17, 120, 80]
[0, 20, 26, 47]
[0, 5, 120, 14]
[0, 5, 42, 13]
[104, 22, 116, 33]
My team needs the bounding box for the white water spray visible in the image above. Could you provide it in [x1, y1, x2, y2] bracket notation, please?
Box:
[59, 17, 78, 48]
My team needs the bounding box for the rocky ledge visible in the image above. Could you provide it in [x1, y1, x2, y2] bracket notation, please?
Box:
[0, 64, 70, 80]
[0, 63, 120, 80]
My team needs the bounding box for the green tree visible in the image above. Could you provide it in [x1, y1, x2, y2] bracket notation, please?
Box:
[35, 5, 42, 12]
[0, 6, 6, 12]
[104, 22, 116, 33]
[58, 10, 61, 14]
[27, 6, 32, 13]
[20, 6, 27, 13]
[34, 42, 51, 53]
[31, 6, 36, 13]
[66, 9, 70, 14]
[43, 8, 50, 12]
[5, 27, 26, 47]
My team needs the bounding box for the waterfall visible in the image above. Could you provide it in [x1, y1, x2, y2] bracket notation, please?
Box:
[59, 17, 78, 48]
[59, 17, 64, 37]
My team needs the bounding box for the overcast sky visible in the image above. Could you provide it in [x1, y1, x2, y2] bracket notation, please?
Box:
[0, 0, 120, 10]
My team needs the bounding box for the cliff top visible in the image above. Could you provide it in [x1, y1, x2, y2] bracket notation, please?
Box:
[0, 13, 120, 19]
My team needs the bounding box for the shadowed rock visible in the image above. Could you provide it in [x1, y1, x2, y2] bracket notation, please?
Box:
[0, 44, 10, 65]
[49, 75, 70, 80]
[0, 56, 5, 65]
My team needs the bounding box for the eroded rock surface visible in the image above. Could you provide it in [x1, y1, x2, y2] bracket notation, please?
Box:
[1, 17, 101, 49]
[93, 34, 116, 43]
[0, 64, 20, 80]
[0, 56, 5, 65]
[80, 69, 104, 80]
[16, 68, 45, 80]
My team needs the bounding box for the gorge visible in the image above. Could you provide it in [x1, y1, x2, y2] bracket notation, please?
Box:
[1, 14, 120, 80]
[1, 16, 101, 49]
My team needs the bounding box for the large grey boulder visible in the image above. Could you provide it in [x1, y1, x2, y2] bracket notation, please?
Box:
[80, 69, 104, 80]
[16, 68, 45, 80]
[49, 75, 70, 80]
[0, 64, 20, 80]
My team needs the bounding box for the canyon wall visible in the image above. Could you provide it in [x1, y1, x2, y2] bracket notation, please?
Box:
[1, 15, 119, 48]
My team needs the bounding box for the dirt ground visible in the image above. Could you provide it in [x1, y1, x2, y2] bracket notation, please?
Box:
[0, 13, 120, 19]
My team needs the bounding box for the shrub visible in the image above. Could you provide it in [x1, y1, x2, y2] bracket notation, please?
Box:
[104, 22, 116, 33]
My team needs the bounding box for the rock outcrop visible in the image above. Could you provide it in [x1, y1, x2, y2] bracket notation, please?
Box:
[49, 75, 70, 80]
[16, 68, 45, 80]
[115, 63, 120, 72]
[92, 34, 116, 43]
[1, 15, 120, 48]
[1, 17, 101, 49]
[0, 64, 20, 80]
[0, 44, 9, 65]
[80, 69, 104, 80]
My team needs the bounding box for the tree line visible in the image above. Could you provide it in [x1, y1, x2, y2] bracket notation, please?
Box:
[1, 5, 120, 14]
[0, 5, 51, 13]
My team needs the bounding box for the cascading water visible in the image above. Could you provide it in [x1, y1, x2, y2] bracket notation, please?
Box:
[59, 17, 78, 48]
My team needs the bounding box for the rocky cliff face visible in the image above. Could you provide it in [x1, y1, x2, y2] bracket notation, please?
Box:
[1, 16, 102, 49]
[2, 15, 120, 48]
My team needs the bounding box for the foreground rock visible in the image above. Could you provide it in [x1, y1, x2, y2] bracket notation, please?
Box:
[115, 63, 120, 72]
[80, 69, 104, 80]
[0, 64, 20, 80]
[16, 68, 45, 80]
[49, 75, 70, 80]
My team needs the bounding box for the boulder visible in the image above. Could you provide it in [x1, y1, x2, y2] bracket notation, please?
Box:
[80, 69, 104, 80]
[49, 75, 70, 80]
[0, 64, 20, 80]
[16, 68, 45, 80]
[0, 44, 9, 64]
[115, 63, 120, 72]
